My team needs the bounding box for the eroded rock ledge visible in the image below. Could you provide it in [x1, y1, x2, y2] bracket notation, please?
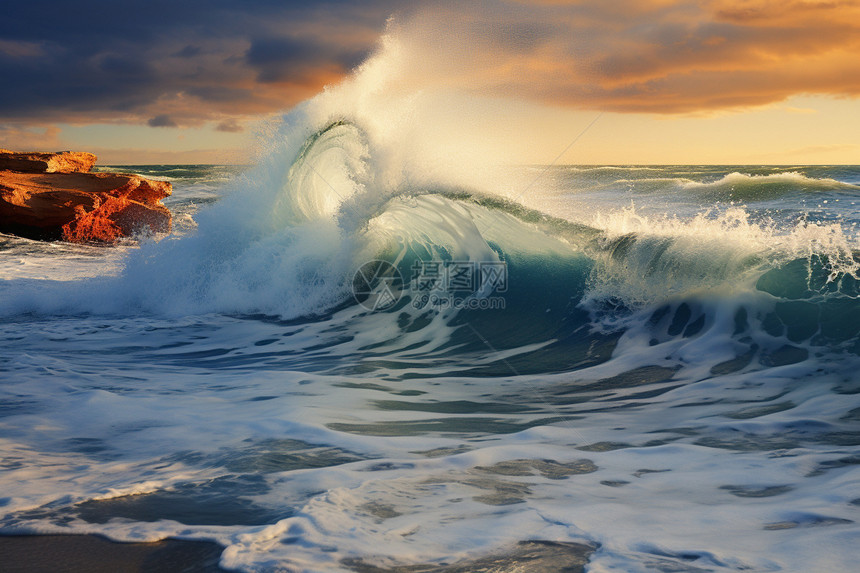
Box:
[0, 149, 98, 174]
[0, 150, 172, 243]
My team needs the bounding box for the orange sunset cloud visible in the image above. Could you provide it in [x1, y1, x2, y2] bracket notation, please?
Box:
[388, 0, 860, 114]
[2, 0, 858, 162]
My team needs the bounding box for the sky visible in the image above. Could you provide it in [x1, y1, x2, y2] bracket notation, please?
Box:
[1, 0, 859, 164]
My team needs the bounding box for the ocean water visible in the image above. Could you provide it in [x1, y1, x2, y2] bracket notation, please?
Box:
[2, 120, 860, 572]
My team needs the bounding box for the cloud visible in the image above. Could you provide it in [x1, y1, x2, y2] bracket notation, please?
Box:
[360, 0, 860, 114]
[0, 1, 403, 127]
[245, 36, 369, 83]
[0, 125, 63, 150]
[215, 119, 244, 133]
[173, 45, 202, 59]
[147, 115, 178, 128]
[1, 0, 860, 133]
[0, 39, 47, 59]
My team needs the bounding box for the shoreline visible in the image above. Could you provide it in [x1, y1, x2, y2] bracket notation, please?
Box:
[0, 534, 595, 572]
[0, 534, 228, 573]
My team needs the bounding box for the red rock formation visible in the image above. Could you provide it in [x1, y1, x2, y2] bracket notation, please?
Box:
[0, 167, 172, 244]
[0, 149, 97, 174]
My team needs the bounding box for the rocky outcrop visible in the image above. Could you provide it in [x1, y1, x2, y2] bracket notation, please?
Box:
[0, 150, 172, 244]
[0, 149, 97, 174]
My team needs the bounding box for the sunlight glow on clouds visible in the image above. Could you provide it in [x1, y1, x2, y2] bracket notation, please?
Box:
[400, 0, 860, 113]
[1, 0, 859, 163]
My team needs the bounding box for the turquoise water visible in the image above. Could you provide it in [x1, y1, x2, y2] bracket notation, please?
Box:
[1, 121, 859, 571]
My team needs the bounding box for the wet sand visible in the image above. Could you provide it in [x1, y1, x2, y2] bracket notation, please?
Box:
[0, 534, 228, 572]
[0, 535, 594, 572]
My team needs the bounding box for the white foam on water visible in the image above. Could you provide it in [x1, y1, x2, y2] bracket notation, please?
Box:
[1, 297, 858, 571]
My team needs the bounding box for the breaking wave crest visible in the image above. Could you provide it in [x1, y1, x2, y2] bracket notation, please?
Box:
[3, 115, 860, 364]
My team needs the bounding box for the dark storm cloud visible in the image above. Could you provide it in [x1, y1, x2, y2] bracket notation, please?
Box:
[147, 115, 178, 128]
[0, 0, 406, 126]
[246, 36, 371, 83]
[173, 45, 203, 59]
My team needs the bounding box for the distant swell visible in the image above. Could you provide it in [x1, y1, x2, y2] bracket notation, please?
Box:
[681, 171, 860, 200]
